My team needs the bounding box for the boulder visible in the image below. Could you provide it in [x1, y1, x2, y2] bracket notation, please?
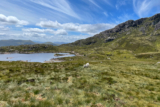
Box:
[83, 63, 89, 68]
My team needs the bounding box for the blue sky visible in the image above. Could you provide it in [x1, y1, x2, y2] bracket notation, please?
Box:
[0, 0, 160, 43]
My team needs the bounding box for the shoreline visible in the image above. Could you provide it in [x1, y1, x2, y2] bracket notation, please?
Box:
[0, 52, 76, 63]
[0, 51, 83, 56]
[44, 58, 64, 63]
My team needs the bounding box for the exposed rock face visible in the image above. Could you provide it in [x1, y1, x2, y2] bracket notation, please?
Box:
[105, 37, 115, 43]
[139, 27, 146, 33]
[105, 38, 115, 43]
[70, 13, 160, 46]
[150, 13, 160, 25]
[134, 18, 147, 25]
[111, 20, 134, 33]
[101, 18, 147, 35]
[155, 21, 160, 30]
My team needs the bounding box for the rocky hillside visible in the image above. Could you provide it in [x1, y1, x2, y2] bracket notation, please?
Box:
[69, 13, 160, 53]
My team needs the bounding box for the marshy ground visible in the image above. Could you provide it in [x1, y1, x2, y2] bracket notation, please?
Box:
[0, 50, 160, 107]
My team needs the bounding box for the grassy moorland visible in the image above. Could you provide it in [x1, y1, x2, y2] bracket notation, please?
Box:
[0, 14, 160, 107]
[0, 49, 160, 107]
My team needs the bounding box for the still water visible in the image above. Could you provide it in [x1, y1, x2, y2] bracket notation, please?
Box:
[0, 53, 74, 63]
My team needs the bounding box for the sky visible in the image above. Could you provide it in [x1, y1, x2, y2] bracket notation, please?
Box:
[0, 0, 160, 43]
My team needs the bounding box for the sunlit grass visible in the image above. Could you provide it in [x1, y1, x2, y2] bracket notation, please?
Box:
[0, 49, 160, 106]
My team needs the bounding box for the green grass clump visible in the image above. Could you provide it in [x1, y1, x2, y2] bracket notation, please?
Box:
[0, 53, 160, 107]
[1, 14, 160, 106]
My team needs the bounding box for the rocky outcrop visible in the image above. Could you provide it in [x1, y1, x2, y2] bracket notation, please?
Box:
[105, 37, 115, 43]
[101, 18, 147, 34]
[139, 27, 146, 33]
[111, 20, 134, 33]
[70, 13, 160, 46]
[150, 13, 160, 25]
[155, 21, 160, 30]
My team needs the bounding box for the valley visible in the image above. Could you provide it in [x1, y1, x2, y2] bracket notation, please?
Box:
[0, 13, 160, 107]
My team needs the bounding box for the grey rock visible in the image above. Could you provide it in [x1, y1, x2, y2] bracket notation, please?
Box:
[132, 18, 147, 28]
[155, 21, 160, 30]
[139, 27, 146, 33]
[150, 13, 160, 25]
[126, 32, 131, 35]
[69, 13, 160, 46]
[105, 37, 115, 43]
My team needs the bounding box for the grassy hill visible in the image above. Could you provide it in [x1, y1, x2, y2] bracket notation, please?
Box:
[68, 13, 160, 54]
[0, 13, 160, 107]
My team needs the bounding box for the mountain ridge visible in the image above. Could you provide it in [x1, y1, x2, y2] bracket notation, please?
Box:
[69, 13, 160, 47]
[0, 39, 35, 47]
[0, 39, 58, 47]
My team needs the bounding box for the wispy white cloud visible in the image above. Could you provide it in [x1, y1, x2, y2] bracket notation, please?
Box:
[133, 0, 160, 17]
[0, 14, 28, 26]
[48, 35, 91, 42]
[30, 0, 80, 19]
[0, 1, 41, 24]
[22, 28, 67, 35]
[103, 0, 113, 7]
[0, 32, 90, 42]
[112, 13, 134, 24]
[103, 12, 108, 17]
[36, 20, 115, 35]
[0, 0, 78, 24]
[0, 33, 47, 40]
[22, 28, 51, 33]
[115, 0, 127, 10]
[89, 0, 102, 9]
[54, 29, 67, 35]
[0, 26, 10, 31]
[36, 21, 61, 28]
[0, 33, 6, 36]
[1, 0, 152, 43]
[22, 33, 46, 38]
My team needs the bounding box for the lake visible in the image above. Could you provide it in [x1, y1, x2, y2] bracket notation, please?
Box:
[0, 53, 75, 63]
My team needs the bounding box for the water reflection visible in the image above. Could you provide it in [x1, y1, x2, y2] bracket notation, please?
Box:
[0, 53, 74, 63]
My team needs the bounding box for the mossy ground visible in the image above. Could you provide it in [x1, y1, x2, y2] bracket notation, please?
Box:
[0, 50, 160, 107]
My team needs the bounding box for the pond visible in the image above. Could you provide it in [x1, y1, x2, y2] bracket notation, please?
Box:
[0, 53, 75, 63]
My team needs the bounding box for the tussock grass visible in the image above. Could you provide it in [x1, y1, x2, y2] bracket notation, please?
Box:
[0, 49, 160, 106]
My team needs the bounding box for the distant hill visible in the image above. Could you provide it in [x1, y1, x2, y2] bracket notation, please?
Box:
[0, 39, 35, 47]
[43, 42, 57, 46]
[0, 40, 59, 47]
[33, 41, 68, 46]
[34, 41, 68, 46]
[68, 13, 160, 53]
[53, 42, 68, 45]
